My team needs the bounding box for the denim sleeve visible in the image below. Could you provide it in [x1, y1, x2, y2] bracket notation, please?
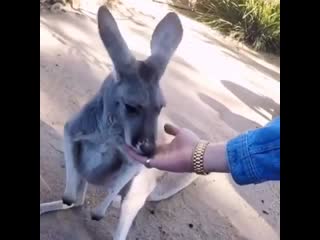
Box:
[226, 117, 280, 185]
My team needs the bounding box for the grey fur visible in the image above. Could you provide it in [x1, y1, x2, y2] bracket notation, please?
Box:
[40, 5, 185, 238]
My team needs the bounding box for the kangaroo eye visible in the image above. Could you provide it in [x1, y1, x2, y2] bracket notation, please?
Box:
[125, 104, 140, 115]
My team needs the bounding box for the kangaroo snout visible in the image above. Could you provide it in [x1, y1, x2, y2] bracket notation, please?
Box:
[135, 139, 156, 157]
[140, 141, 155, 157]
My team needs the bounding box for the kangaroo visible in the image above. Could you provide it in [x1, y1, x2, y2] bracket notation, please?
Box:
[40, 6, 198, 240]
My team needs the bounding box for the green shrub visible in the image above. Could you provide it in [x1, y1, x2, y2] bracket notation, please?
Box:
[195, 0, 280, 54]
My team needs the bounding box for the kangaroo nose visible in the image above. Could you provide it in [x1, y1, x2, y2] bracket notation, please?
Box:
[140, 142, 155, 157]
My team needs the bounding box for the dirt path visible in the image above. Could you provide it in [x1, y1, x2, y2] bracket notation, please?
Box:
[40, 1, 280, 239]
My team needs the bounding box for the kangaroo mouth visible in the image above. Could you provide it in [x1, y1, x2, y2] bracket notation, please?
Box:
[133, 141, 144, 155]
[124, 130, 150, 156]
[124, 135, 142, 155]
[125, 141, 145, 156]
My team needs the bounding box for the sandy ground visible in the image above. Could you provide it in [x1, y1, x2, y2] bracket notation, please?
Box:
[40, 1, 280, 239]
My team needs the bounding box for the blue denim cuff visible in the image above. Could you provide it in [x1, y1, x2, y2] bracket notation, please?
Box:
[226, 132, 259, 185]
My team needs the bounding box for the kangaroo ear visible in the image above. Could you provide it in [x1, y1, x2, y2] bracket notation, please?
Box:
[97, 6, 136, 74]
[147, 12, 183, 78]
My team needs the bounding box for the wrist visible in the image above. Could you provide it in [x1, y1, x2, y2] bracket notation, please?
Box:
[203, 142, 229, 173]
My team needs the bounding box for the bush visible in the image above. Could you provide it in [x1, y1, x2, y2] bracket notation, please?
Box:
[195, 0, 280, 54]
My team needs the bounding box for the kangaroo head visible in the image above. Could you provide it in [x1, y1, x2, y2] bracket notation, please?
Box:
[97, 6, 183, 157]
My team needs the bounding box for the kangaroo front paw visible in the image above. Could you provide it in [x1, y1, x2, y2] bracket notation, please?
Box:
[91, 211, 105, 221]
[62, 196, 75, 206]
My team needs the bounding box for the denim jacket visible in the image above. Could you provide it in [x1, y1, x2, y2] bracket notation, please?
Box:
[226, 117, 280, 185]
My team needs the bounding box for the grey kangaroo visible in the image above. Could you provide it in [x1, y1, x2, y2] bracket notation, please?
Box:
[40, 6, 198, 240]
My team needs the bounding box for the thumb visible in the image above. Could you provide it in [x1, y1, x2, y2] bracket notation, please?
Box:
[164, 123, 180, 136]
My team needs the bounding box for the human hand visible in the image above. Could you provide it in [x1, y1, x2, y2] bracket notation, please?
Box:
[125, 123, 200, 172]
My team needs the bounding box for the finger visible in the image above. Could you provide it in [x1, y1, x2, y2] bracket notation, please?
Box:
[124, 145, 148, 164]
[164, 123, 180, 136]
[124, 145, 168, 169]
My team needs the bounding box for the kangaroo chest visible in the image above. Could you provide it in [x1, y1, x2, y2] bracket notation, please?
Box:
[76, 130, 125, 185]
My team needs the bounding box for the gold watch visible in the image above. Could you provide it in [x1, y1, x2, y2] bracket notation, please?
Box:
[192, 140, 210, 175]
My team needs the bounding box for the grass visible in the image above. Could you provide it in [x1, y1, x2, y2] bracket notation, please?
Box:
[194, 0, 280, 54]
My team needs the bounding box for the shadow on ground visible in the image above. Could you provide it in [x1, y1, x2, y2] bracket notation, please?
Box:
[195, 92, 279, 232]
[198, 92, 261, 131]
[221, 80, 280, 121]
